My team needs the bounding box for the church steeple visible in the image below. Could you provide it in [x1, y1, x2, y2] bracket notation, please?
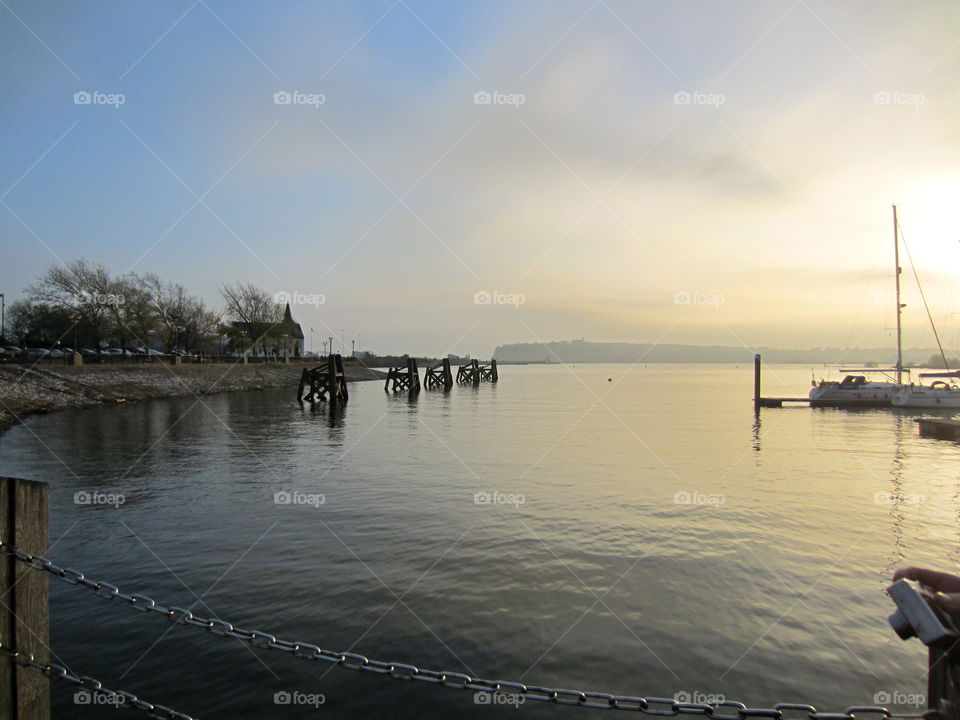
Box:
[283, 302, 293, 323]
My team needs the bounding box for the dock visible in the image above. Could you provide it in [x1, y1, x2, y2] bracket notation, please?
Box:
[753, 354, 810, 408]
[915, 417, 960, 441]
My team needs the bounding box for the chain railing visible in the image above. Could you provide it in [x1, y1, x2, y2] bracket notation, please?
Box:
[0, 541, 939, 719]
[0, 642, 193, 719]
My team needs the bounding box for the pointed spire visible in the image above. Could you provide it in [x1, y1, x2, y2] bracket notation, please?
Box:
[284, 302, 293, 323]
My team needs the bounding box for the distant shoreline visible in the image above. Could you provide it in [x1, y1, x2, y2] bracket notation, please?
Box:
[0, 362, 385, 437]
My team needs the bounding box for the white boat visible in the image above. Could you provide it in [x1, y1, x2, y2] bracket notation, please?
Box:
[808, 205, 905, 408]
[809, 374, 897, 407]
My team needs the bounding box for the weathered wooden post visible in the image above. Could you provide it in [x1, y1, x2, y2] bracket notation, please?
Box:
[754, 353, 761, 408]
[0, 477, 49, 720]
[490, 359, 498, 383]
[928, 644, 960, 719]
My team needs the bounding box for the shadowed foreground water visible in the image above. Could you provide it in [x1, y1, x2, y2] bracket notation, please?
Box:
[1, 363, 957, 718]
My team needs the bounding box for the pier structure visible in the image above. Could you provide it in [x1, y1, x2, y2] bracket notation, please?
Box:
[385, 358, 420, 394]
[424, 358, 453, 390]
[753, 353, 809, 408]
[297, 354, 349, 405]
[456, 359, 498, 385]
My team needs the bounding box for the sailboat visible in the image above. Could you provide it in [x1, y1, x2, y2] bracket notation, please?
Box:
[808, 205, 906, 408]
[887, 206, 960, 408]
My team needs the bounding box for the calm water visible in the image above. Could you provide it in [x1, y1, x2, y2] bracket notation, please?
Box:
[1, 363, 958, 718]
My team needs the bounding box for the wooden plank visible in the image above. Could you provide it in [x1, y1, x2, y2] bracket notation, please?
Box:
[0, 477, 50, 720]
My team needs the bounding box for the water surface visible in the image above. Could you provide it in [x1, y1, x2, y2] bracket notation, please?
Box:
[1, 364, 956, 718]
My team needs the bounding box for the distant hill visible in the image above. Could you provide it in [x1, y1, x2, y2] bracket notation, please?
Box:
[492, 340, 940, 365]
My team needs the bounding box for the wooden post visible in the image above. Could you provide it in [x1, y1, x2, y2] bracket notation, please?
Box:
[0, 477, 49, 720]
[928, 644, 960, 720]
[754, 354, 761, 407]
[490, 359, 498, 383]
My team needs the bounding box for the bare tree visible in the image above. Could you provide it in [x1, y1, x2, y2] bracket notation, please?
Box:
[27, 259, 114, 351]
[219, 282, 283, 354]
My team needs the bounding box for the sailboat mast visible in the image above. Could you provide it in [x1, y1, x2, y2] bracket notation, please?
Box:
[893, 203, 903, 384]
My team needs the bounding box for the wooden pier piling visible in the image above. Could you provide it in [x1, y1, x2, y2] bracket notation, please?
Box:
[386, 358, 420, 394]
[1, 477, 49, 720]
[297, 354, 348, 405]
[424, 358, 453, 390]
[753, 353, 810, 408]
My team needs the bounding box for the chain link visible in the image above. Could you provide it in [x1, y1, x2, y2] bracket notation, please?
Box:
[0, 642, 194, 719]
[0, 541, 941, 719]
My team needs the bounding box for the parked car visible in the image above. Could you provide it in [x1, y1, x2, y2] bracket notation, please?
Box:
[0, 346, 21, 360]
[25, 347, 51, 359]
[80, 348, 99, 356]
[102, 348, 132, 356]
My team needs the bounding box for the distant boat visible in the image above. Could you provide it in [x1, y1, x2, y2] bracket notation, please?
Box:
[809, 205, 905, 408]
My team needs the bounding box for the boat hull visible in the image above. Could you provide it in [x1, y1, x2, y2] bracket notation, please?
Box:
[808, 383, 894, 408]
[891, 386, 960, 408]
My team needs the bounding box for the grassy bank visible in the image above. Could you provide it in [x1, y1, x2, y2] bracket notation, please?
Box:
[0, 361, 385, 435]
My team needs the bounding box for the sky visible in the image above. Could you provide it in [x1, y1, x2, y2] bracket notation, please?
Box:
[3, 0, 960, 358]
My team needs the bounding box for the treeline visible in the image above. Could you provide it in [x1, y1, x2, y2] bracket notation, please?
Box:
[8, 259, 293, 354]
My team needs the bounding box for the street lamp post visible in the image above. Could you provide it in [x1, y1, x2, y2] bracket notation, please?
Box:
[0, 292, 5, 342]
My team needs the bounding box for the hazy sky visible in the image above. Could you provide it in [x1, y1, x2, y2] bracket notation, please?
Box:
[3, 1, 960, 357]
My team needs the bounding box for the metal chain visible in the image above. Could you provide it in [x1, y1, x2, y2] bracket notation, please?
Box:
[0, 642, 194, 719]
[0, 542, 940, 719]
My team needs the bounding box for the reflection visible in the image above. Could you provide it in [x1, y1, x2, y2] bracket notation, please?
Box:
[752, 409, 761, 452]
[882, 414, 907, 581]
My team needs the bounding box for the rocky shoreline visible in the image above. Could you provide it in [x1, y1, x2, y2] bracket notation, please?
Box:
[0, 362, 385, 436]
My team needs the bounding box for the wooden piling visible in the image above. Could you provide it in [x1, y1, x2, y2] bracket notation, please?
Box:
[424, 358, 453, 390]
[0, 477, 49, 720]
[928, 644, 960, 720]
[754, 353, 761, 407]
[386, 358, 420, 394]
[297, 354, 348, 404]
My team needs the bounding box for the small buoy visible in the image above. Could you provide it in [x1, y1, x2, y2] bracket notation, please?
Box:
[608, 378, 612, 382]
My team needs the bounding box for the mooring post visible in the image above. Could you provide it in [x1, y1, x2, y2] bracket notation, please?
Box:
[0, 477, 50, 720]
[928, 645, 960, 720]
[490, 359, 498, 383]
[754, 354, 761, 407]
